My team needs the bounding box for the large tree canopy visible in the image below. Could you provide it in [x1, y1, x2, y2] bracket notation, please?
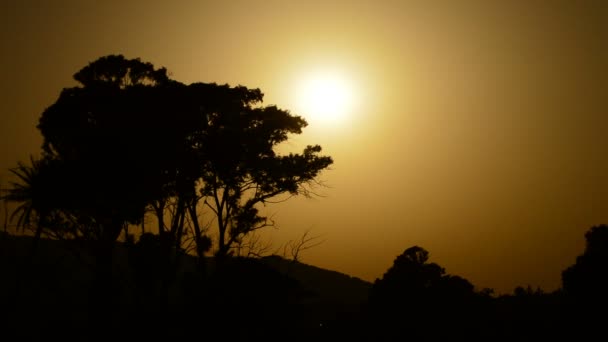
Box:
[36, 56, 183, 241]
[9, 55, 333, 259]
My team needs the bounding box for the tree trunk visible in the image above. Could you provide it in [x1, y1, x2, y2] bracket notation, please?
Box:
[89, 234, 115, 334]
[87, 220, 123, 334]
[188, 204, 207, 275]
[218, 226, 226, 257]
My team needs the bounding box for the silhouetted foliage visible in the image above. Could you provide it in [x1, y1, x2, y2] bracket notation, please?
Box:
[562, 224, 608, 301]
[4, 54, 333, 336]
[37, 56, 182, 242]
[4, 227, 608, 340]
[491, 286, 563, 340]
[1, 233, 370, 340]
[32, 54, 332, 260]
[196, 91, 333, 257]
[559, 224, 608, 337]
[10, 53, 606, 340]
[2, 157, 58, 247]
[367, 246, 491, 340]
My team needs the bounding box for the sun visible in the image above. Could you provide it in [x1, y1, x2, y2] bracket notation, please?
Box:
[295, 70, 355, 124]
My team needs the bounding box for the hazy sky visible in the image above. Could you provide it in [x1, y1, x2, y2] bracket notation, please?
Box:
[1, 0, 606, 293]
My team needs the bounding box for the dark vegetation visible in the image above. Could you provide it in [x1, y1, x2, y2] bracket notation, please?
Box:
[1, 55, 607, 340]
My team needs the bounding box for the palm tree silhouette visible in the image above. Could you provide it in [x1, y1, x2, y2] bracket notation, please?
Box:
[3, 156, 55, 253]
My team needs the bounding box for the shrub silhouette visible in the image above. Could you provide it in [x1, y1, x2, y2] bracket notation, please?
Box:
[560, 224, 608, 337]
[367, 246, 484, 340]
[562, 224, 608, 301]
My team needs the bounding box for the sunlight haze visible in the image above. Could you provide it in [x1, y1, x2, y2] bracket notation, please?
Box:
[1, 0, 606, 294]
[293, 69, 355, 125]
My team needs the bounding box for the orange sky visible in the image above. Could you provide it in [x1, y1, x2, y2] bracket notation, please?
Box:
[1, 0, 606, 293]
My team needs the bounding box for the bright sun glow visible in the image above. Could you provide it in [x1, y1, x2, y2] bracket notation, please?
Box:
[295, 71, 354, 124]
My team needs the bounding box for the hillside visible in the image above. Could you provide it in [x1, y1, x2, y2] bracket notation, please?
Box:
[260, 255, 371, 315]
[0, 232, 371, 338]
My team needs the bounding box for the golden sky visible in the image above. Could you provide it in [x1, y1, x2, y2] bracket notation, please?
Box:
[1, 0, 606, 293]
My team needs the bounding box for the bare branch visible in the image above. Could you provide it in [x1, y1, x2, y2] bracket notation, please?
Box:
[203, 199, 219, 215]
[263, 194, 296, 205]
[283, 228, 325, 263]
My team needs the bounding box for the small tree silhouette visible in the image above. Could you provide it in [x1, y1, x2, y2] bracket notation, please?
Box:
[3, 157, 52, 242]
[367, 246, 481, 340]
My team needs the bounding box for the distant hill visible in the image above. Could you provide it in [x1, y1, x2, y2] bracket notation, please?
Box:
[0, 232, 371, 338]
[259, 255, 371, 316]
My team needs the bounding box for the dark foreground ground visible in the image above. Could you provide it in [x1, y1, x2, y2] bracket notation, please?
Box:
[1, 233, 605, 341]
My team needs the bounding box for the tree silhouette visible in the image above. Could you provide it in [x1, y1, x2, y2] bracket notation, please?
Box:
[1, 157, 72, 252]
[367, 246, 483, 340]
[562, 224, 608, 302]
[37, 55, 175, 239]
[369, 246, 445, 310]
[3, 157, 50, 235]
[31, 56, 191, 327]
[197, 94, 333, 257]
[5, 54, 333, 332]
